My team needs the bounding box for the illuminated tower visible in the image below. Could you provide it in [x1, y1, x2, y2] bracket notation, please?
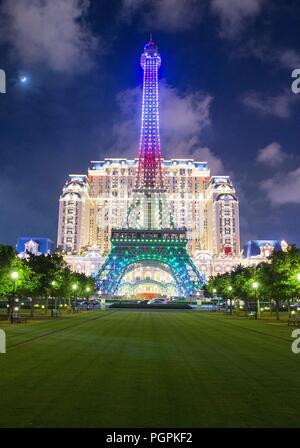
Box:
[127, 40, 173, 229]
[96, 39, 204, 296]
[136, 40, 163, 190]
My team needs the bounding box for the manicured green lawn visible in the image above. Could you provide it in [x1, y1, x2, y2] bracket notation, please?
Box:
[0, 310, 299, 428]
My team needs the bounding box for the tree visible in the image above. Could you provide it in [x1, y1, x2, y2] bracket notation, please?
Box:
[206, 272, 234, 312]
[0, 246, 40, 314]
[0, 245, 97, 318]
[257, 245, 300, 319]
[68, 271, 96, 306]
[26, 253, 68, 314]
[230, 265, 257, 316]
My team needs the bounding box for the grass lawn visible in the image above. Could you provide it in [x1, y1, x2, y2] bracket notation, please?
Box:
[0, 310, 299, 428]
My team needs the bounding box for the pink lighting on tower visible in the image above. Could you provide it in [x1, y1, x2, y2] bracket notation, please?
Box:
[136, 39, 164, 190]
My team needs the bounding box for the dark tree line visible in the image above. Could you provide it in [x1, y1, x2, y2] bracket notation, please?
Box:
[205, 245, 300, 319]
[0, 244, 96, 316]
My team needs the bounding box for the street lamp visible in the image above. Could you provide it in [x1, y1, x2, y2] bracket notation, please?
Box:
[228, 286, 233, 314]
[212, 288, 220, 310]
[10, 271, 19, 280]
[72, 284, 78, 309]
[252, 281, 260, 319]
[10, 271, 19, 316]
[86, 286, 91, 308]
[51, 281, 56, 310]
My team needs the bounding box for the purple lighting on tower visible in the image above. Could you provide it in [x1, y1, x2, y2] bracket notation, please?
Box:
[136, 39, 164, 190]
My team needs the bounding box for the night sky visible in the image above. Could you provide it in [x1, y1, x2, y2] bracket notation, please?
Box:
[0, 0, 300, 248]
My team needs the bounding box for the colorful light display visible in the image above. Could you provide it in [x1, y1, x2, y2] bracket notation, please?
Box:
[97, 228, 204, 295]
[136, 40, 164, 190]
[96, 39, 204, 296]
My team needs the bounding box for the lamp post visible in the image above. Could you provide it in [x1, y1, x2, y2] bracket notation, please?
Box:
[86, 286, 91, 309]
[228, 286, 233, 314]
[72, 284, 78, 311]
[10, 271, 19, 317]
[51, 280, 56, 310]
[296, 274, 300, 313]
[252, 281, 260, 319]
[213, 288, 219, 310]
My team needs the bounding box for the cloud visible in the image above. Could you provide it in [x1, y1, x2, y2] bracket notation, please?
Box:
[159, 82, 212, 151]
[256, 142, 288, 167]
[260, 166, 300, 205]
[121, 0, 203, 31]
[0, 0, 97, 73]
[241, 90, 296, 118]
[240, 38, 300, 70]
[110, 81, 224, 175]
[236, 33, 300, 73]
[191, 146, 225, 174]
[211, 0, 267, 39]
[278, 48, 300, 70]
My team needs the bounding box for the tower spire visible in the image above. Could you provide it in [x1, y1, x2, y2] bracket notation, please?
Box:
[135, 39, 163, 190]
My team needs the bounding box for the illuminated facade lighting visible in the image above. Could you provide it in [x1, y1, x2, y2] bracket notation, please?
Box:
[58, 39, 285, 292]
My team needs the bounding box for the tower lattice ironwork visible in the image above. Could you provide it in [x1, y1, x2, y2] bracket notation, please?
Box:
[136, 40, 164, 190]
[96, 39, 204, 296]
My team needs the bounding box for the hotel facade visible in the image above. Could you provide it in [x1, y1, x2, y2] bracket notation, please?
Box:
[58, 158, 240, 257]
[57, 159, 287, 295]
[57, 157, 272, 290]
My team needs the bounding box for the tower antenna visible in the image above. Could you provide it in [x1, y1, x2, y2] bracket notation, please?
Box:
[149, 32, 153, 42]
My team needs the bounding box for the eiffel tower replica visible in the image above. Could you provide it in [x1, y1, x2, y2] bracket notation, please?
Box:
[96, 38, 204, 297]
